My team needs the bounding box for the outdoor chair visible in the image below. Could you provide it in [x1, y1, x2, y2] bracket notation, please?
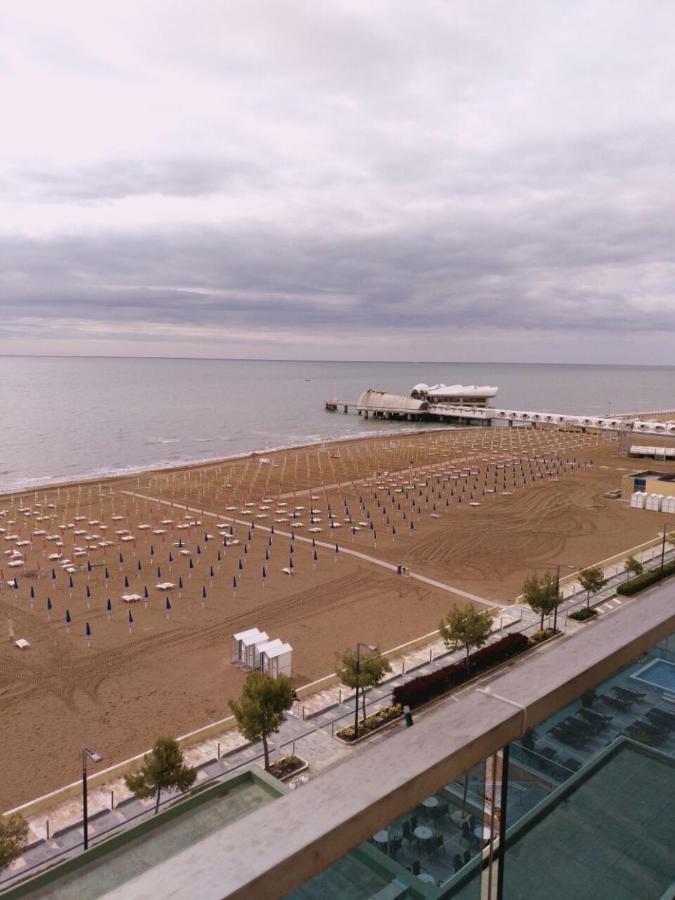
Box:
[410, 860, 421, 876]
[389, 836, 402, 859]
[402, 821, 413, 846]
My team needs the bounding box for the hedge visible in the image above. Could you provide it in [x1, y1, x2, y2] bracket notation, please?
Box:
[617, 559, 675, 596]
[392, 632, 529, 710]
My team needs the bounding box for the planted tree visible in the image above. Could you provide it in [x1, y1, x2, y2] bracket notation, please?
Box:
[522, 571, 561, 631]
[0, 813, 28, 872]
[125, 736, 196, 814]
[578, 565, 606, 608]
[624, 555, 643, 580]
[439, 606, 493, 672]
[229, 670, 294, 771]
[337, 648, 391, 735]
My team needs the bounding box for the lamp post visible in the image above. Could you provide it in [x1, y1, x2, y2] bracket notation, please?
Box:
[82, 746, 103, 851]
[354, 642, 377, 739]
[553, 563, 577, 633]
[659, 524, 668, 573]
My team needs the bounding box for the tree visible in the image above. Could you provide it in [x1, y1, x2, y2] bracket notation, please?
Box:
[439, 606, 493, 672]
[0, 813, 28, 871]
[578, 565, 606, 608]
[337, 648, 391, 732]
[624, 555, 643, 580]
[125, 737, 196, 814]
[229, 671, 294, 771]
[522, 572, 562, 631]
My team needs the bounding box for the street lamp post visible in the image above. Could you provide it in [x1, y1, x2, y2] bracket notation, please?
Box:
[549, 563, 577, 632]
[82, 747, 103, 851]
[659, 524, 668, 572]
[354, 642, 377, 739]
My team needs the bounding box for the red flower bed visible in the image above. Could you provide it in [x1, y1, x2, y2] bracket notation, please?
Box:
[392, 633, 529, 709]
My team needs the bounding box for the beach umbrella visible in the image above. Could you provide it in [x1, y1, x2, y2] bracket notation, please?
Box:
[289, 544, 294, 555]
[106, 598, 112, 618]
[150, 544, 155, 556]
[118, 552, 124, 568]
[30, 585, 35, 602]
[165, 597, 171, 618]
[238, 558, 244, 571]
[157, 566, 162, 578]
[85, 622, 91, 646]
[124, 575, 130, 588]
[313, 549, 318, 567]
[244, 544, 248, 556]
[201, 586, 207, 605]
[104, 567, 110, 581]
[144, 585, 149, 600]
[51, 568, 57, 583]
[217, 550, 221, 563]
[270, 526, 274, 535]
[47, 597, 52, 619]
[169, 551, 173, 564]
[87, 560, 92, 575]
[262, 566, 267, 585]
[232, 575, 237, 595]
[189, 558, 194, 572]
[65, 609, 72, 629]
[68, 575, 74, 590]
[178, 575, 184, 591]
[196, 544, 201, 558]
[265, 549, 269, 561]
[128, 610, 134, 630]
[209, 565, 214, 580]
[137, 560, 142, 573]
[288, 557, 293, 570]
[204, 533, 209, 542]
[312, 537, 316, 548]
[178, 538, 183, 548]
[335, 543, 339, 556]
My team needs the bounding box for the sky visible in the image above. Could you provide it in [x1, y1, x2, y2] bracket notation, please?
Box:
[2, 0, 675, 364]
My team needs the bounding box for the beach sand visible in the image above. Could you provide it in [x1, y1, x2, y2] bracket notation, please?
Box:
[1, 425, 673, 808]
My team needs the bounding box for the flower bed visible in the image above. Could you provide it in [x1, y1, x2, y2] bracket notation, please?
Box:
[528, 627, 558, 645]
[617, 559, 675, 596]
[336, 705, 403, 742]
[392, 633, 529, 710]
[268, 754, 307, 781]
[569, 607, 598, 622]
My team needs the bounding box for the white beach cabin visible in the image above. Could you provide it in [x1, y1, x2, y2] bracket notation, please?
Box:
[232, 627, 269, 669]
[255, 638, 293, 678]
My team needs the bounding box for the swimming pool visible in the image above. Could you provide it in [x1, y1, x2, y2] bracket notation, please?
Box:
[632, 658, 675, 692]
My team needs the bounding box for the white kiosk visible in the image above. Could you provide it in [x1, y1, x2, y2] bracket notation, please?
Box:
[256, 638, 293, 678]
[232, 627, 269, 670]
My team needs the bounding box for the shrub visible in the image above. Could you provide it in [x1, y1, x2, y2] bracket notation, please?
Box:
[617, 560, 675, 596]
[569, 607, 598, 622]
[392, 633, 528, 709]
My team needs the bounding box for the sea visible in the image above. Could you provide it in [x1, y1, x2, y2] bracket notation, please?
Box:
[1, 356, 674, 494]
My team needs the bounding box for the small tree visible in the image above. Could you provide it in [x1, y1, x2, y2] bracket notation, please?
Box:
[337, 648, 391, 730]
[578, 565, 606, 608]
[229, 670, 294, 771]
[439, 606, 493, 672]
[0, 813, 28, 871]
[624, 556, 643, 580]
[522, 572, 561, 631]
[125, 736, 196, 814]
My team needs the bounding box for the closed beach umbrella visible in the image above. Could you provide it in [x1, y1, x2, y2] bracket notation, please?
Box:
[105, 567, 109, 581]
[137, 560, 142, 573]
[118, 552, 124, 567]
[265, 549, 269, 561]
[144, 585, 149, 599]
[201, 586, 207, 605]
[68, 575, 74, 590]
[156, 566, 161, 578]
[87, 560, 92, 574]
[106, 598, 112, 618]
[51, 568, 57, 583]
[196, 544, 201, 557]
[189, 558, 194, 572]
[47, 597, 52, 619]
[262, 566, 267, 585]
[30, 585, 35, 601]
[124, 575, 129, 588]
[179, 576, 183, 591]
[169, 551, 173, 564]
[209, 565, 214, 579]
[165, 597, 171, 618]
[238, 558, 243, 571]
[150, 544, 154, 557]
[65, 609, 72, 629]
[85, 622, 91, 645]
[128, 610, 134, 629]
[217, 550, 221, 562]
[232, 575, 237, 595]
[244, 544, 248, 556]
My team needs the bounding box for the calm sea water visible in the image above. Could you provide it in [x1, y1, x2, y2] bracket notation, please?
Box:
[1, 356, 674, 493]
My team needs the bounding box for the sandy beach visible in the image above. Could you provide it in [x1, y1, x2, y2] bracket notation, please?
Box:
[1, 425, 673, 808]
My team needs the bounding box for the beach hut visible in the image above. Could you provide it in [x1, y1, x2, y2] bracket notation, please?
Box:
[256, 638, 293, 678]
[231, 627, 269, 669]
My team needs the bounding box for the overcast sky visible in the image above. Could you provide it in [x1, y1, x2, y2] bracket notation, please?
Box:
[2, 0, 675, 363]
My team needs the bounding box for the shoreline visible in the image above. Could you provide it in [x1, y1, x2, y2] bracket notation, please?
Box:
[0, 423, 459, 500]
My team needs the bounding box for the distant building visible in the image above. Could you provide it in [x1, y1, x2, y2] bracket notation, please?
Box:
[622, 469, 675, 499]
[410, 383, 498, 407]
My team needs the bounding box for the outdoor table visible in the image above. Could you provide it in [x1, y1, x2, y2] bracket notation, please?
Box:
[373, 830, 389, 846]
[417, 873, 435, 885]
[422, 796, 439, 810]
[450, 810, 469, 826]
[414, 825, 433, 843]
[475, 825, 491, 842]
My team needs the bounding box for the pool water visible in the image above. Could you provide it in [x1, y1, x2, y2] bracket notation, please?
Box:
[632, 659, 675, 692]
